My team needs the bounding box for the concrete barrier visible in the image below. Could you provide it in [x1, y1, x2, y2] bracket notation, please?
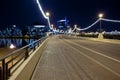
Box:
[9, 38, 49, 80]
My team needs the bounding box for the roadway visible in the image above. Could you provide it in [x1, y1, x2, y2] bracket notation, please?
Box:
[31, 35, 120, 80]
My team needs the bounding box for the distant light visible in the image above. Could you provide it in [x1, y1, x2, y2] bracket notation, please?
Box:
[10, 44, 15, 49]
[67, 26, 70, 28]
[98, 13, 104, 18]
[58, 20, 66, 22]
[13, 25, 16, 28]
[46, 12, 50, 17]
[34, 25, 45, 28]
[74, 24, 77, 28]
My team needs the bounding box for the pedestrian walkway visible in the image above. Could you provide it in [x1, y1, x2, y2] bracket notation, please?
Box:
[31, 35, 120, 80]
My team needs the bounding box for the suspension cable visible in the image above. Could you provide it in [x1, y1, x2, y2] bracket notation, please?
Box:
[36, 0, 53, 30]
[76, 19, 100, 31]
[102, 18, 120, 23]
[71, 27, 76, 32]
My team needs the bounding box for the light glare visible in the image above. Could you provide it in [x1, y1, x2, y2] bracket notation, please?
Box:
[99, 13, 104, 18]
[10, 44, 15, 49]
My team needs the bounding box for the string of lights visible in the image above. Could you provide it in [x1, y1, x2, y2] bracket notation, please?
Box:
[102, 18, 120, 23]
[75, 19, 100, 31]
[72, 18, 120, 32]
[36, 0, 53, 30]
[35, 1, 120, 32]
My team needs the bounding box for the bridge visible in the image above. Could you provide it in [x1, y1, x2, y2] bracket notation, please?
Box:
[31, 35, 120, 80]
[0, 0, 120, 80]
[0, 34, 120, 80]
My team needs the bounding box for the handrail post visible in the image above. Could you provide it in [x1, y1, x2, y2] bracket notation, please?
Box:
[25, 46, 29, 60]
[33, 42, 35, 51]
[0, 67, 2, 80]
[1, 59, 6, 80]
[6, 63, 10, 80]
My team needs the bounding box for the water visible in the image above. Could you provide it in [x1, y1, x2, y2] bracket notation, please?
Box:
[0, 38, 36, 48]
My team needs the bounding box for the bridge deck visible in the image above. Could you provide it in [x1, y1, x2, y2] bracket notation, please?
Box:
[31, 35, 120, 80]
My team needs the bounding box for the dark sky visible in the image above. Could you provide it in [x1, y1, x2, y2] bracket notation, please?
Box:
[0, 0, 120, 31]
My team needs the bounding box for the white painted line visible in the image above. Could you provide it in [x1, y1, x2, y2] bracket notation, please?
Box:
[62, 40, 120, 77]
[66, 39, 120, 63]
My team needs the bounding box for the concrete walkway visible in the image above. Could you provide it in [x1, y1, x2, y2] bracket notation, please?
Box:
[31, 35, 120, 80]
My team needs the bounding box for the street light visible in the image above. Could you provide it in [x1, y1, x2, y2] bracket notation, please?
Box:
[98, 13, 104, 19]
[98, 13, 104, 32]
[74, 24, 77, 36]
[46, 12, 50, 17]
[46, 12, 51, 30]
[98, 13, 104, 39]
[51, 24, 54, 35]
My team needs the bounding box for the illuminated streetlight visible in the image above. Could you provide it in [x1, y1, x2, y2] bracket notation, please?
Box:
[46, 12, 50, 17]
[45, 12, 51, 30]
[98, 13, 104, 19]
[98, 13, 104, 39]
[98, 13, 104, 32]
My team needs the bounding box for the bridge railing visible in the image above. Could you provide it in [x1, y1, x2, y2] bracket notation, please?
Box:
[0, 37, 47, 80]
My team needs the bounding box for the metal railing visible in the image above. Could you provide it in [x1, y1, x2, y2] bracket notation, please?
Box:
[0, 37, 47, 80]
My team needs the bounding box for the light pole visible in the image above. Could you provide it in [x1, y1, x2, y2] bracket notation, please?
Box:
[51, 24, 54, 29]
[98, 13, 104, 32]
[51, 24, 54, 35]
[98, 13, 104, 39]
[46, 12, 51, 36]
[74, 24, 77, 37]
[46, 12, 51, 29]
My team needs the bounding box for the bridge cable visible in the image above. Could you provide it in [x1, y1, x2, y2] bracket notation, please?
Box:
[102, 18, 120, 23]
[36, 0, 53, 30]
[75, 19, 100, 31]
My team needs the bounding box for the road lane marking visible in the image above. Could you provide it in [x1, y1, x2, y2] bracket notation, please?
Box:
[65, 39, 120, 63]
[61, 39, 120, 77]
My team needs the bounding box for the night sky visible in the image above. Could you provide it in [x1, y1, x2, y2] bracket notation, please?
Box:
[0, 0, 120, 31]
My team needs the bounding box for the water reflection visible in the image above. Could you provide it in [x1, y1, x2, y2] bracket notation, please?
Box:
[0, 39, 35, 48]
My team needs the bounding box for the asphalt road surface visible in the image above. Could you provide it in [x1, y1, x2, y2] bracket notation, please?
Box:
[31, 35, 120, 80]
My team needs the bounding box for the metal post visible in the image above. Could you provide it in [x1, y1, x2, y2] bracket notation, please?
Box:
[6, 63, 10, 80]
[100, 19, 102, 33]
[1, 59, 6, 80]
[0, 67, 2, 80]
[25, 47, 29, 60]
[33, 42, 35, 51]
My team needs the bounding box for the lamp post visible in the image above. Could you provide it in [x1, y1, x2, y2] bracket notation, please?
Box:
[51, 24, 54, 29]
[98, 13, 104, 32]
[46, 12, 51, 36]
[46, 12, 51, 28]
[98, 13, 104, 39]
[51, 24, 54, 35]
[74, 24, 77, 37]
